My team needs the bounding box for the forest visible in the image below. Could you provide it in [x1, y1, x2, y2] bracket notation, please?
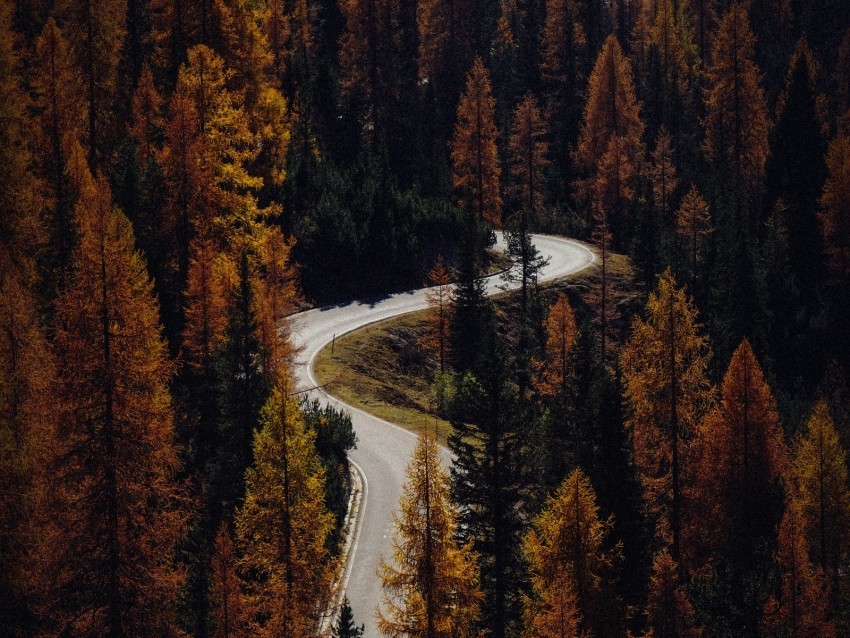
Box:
[1, 0, 849, 637]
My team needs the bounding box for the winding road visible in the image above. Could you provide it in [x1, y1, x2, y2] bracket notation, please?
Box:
[289, 234, 595, 637]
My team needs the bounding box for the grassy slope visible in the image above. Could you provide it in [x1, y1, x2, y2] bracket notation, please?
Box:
[313, 251, 638, 442]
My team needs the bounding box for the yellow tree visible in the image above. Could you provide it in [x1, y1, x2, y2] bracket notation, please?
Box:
[645, 550, 701, 638]
[702, 4, 770, 199]
[524, 468, 618, 638]
[48, 165, 187, 637]
[535, 293, 577, 397]
[424, 255, 452, 373]
[675, 185, 713, 281]
[236, 379, 334, 637]
[762, 498, 835, 638]
[378, 430, 482, 638]
[621, 269, 713, 566]
[575, 35, 644, 176]
[521, 571, 581, 638]
[792, 400, 850, 599]
[451, 57, 502, 226]
[253, 226, 299, 383]
[820, 132, 850, 284]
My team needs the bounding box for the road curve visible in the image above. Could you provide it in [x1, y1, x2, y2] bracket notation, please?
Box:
[289, 234, 595, 637]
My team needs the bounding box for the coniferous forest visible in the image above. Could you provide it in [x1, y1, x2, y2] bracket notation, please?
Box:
[1, 0, 850, 637]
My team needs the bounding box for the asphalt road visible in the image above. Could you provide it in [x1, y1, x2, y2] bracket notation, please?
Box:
[289, 233, 595, 637]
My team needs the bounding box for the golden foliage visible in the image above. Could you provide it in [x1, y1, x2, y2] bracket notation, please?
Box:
[48, 166, 187, 636]
[237, 380, 334, 637]
[378, 431, 482, 637]
[451, 57, 503, 226]
[645, 550, 701, 638]
[534, 293, 577, 397]
[524, 468, 617, 637]
[508, 93, 550, 216]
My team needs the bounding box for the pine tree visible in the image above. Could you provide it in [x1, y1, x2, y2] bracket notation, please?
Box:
[54, 0, 127, 165]
[236, 379, 334, 637]
[650, 128, 679, 222]
[129, 65, 164, 169]
[379, 430, 482, 637]
[451, 57, 503, 226]
[621, 268, 713, 567]
[762, 498, 836, 638]
[588, 201, 616, 364]
[792, 400, 850, 602]
[820, 131, 850, 285]
[645, 550, 701, 638]
[683, 0, 717, 63]
[524, 468, 620, 638]
[333, 598, 364, 638]
[47, 165, 186, 637]
[764, 38, 827, 300]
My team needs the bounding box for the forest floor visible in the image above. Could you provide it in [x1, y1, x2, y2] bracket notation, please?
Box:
[313, 251, 638, 444]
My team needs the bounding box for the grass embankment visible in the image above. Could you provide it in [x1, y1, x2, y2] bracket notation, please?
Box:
[314, 249, 638, 443]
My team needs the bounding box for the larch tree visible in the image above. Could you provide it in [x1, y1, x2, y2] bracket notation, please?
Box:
[792, 400, 850, 601]
[506, 93, 550, 316]
[424, 255, 452, 374]
[645, 550, 701, 638]
[378, 430, 482, 638]
[253, 226, 299, 384]
[210, 524, 248, 638]
[53, 0, 127, 166]
[683, 0, 717, 63]
[575, 35, 644, 180]
[129, 65, 164, 169]
[47, 164, 187, 637]
[690, 340, 787, 567]
[32, 17, 83, 282]
[451, 57, 503, 226]
[820, 131, 850, 285]
[702, 4, 770, 203]
[762, 498, 836, 638]
[650, 128, 679, 221]
[236, 380, 334, 637]
[539, 0, 586, 168]
[535, 293, 577, 398]
[524, 468, 619, 638]
[0, 266, 55, 634]
[621, 268, 713, 568]
[675, 185, 713, 283]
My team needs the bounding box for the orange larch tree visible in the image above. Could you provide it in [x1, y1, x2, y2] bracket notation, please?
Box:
[47, 164, 187, 637]
[675, 185, 713, 283]
[535, 293, 578, 398]
[32, 17, 83, 281]
[792, 400, 850, 603]
[53, 0, 127, 166]
[621, 268, 713, 567]
[209, 524, 248, 638]
[424, 255, 452, 373]
[575, 34, 644, 178]
[690, 339, 787, 564]
[762, 497, 836, 638]
[683, 0, 717, 63]
[702, 4, 770, 202]
[650, 127, 680, 220]
[451, 57, 503, 226]
[0, 265, 55, 634]
[129, 65, 164, 169]
[645, 550, 701, 638]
